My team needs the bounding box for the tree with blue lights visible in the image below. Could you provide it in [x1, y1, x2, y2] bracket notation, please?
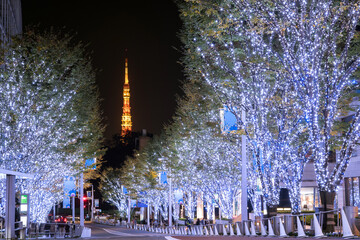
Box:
[0, 29, 104, 222]
[178, 1, 360, 222]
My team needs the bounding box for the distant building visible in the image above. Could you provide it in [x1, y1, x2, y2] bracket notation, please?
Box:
[137, 129, 152, 151]
[0, 0, 22, 45]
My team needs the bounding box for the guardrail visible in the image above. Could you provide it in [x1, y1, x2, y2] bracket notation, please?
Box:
[0, 222, 83, 239]
[0, 221, 25, 239]
[125, 207, 358, 238]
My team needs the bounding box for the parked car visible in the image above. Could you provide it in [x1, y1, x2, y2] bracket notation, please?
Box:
[54, 215, 67, 223]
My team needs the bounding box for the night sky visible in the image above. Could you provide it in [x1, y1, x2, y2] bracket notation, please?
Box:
[22, 0, 184, 139]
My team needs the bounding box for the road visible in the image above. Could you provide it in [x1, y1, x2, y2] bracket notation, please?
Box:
[79, 223, 172, 240]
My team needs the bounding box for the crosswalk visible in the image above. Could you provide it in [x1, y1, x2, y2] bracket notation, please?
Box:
[102, 228, 165, 237]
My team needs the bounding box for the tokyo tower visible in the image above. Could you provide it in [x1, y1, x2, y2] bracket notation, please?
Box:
[121, 58, 132, 136]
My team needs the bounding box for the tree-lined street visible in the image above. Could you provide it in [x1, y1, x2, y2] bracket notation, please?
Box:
[1, 0, 360, 239]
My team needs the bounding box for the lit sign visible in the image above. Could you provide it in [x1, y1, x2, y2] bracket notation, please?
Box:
[20, 194, 29, 227]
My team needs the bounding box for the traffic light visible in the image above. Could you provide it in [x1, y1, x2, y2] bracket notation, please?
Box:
[83, 197, 87, 202]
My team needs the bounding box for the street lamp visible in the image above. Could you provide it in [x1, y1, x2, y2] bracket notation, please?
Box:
[159, 157, 172, 227]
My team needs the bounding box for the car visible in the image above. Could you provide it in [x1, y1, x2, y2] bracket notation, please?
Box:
[54, 215, 67, 223]
[65, 216, 80, 223]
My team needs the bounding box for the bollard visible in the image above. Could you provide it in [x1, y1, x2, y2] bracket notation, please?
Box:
[341, 208, 354, 238]
[268, 219, 275, 237]
[260, 220, 267, 236]
[279, 217, 288, 237]
[313, 214, 324, 238]
[236, 222, 242, 236]
[229, 223, 235, 236]
[251, 221, 257, 236]
[296, 216, 306, 237]
[244, 221, 251, 236]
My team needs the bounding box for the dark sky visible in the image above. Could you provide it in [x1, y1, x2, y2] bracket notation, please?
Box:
[22, 0, 184, 139]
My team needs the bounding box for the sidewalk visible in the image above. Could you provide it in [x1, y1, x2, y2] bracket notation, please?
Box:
[170, 237, 339, 240]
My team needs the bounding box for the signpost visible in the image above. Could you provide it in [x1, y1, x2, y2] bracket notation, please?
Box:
[20, 194, 29, 227]
[220, 107, 248, 221]
[0, 169, 33, 239]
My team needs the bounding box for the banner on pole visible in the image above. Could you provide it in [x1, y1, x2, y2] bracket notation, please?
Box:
[174, 189, 183, 204]
[137, 201, 148, 207]
[159, 171, 167, 184]
[220, 107, 238, 133]
[63, 176, 76, 208]
[85, 158, 96, 169]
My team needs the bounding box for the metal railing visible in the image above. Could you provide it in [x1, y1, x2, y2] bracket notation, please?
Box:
[124, 208, 357, 238]
[0, 222, 83, 239]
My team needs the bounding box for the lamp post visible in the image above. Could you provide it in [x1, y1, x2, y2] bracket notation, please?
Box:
[80, 173, 84, 227]
[159, 157, 172, 227]
[91, 184, 94, 221]
[241, 109, 248, 221]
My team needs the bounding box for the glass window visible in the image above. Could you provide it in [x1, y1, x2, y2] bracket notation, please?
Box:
[300, 187, 315, 211]
[350, 177, 360, 207]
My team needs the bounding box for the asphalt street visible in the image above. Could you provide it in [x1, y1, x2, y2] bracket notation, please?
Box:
[79, 223, 170, 240]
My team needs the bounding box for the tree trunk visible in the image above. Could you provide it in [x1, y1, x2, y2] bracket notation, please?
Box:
[319, 191, 336, 232]
[289, 186, 301, 215]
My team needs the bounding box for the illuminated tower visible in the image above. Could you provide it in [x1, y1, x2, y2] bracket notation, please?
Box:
[121, 58, 132, 136]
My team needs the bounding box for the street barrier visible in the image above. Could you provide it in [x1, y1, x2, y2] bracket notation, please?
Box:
[122, 207, 357, 239]
[244, 220, 251, 235]
[236, 222, 242, 235]
[278, 216, 288, 237]
[251, 220, 257, 236]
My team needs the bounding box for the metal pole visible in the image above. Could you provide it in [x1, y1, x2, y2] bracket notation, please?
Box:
[53, 204, 56, 222]
[5, 174, 15, 239]
[72, 196, 75, 223]
[169, 169, 172, 227]
[91, 185, 94, 221]
[241, 109, 248, 221]
[127, 196, 131, 223]
[147, 203, 150, 228]
[80, 173, 84, 227]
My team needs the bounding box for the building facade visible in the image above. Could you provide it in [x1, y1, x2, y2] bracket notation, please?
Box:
[0, 0, 22, 45]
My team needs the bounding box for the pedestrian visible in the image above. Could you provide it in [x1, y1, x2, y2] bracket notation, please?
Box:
[195, 218, 200, 225]
[185, 217, 191, 231]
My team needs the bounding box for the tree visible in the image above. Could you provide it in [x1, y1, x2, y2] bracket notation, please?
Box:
[99, 167, 127, 217]
[0, 29, 104, 222]
[179, 0, 360, 227]
[226, 0, 360, 229]
[177, 0, 306, 214]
